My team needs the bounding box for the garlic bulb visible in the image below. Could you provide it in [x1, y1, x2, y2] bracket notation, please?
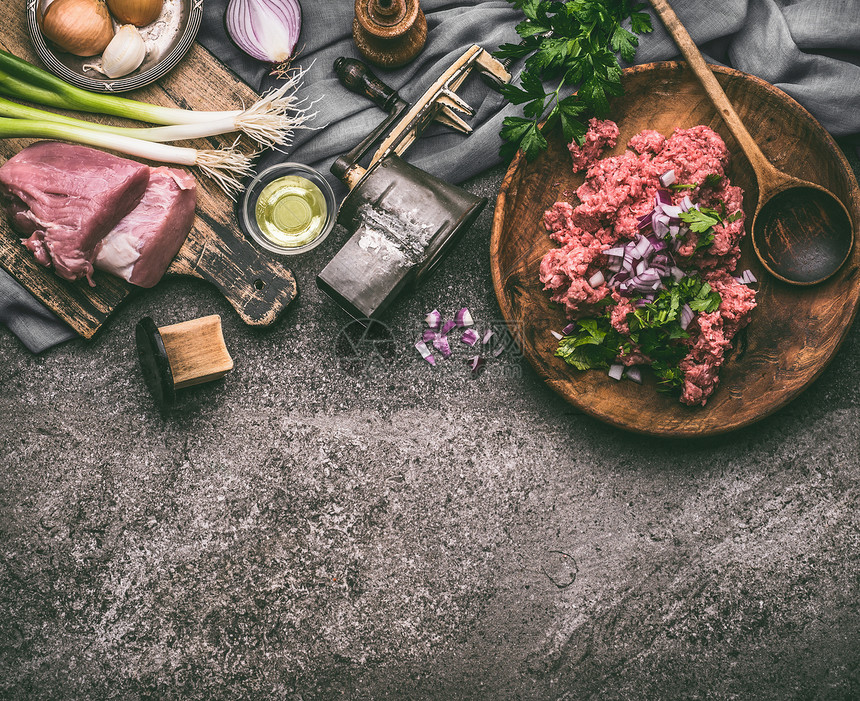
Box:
[97, 24, 147, 78]
[41, 0, 114, 57]
[106, 0, 164, 27]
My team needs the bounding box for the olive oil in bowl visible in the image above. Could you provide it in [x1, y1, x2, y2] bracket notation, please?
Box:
[241, 163, 337, 255]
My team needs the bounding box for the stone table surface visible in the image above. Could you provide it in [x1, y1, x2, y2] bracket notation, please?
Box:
[1, 147, 859, 701]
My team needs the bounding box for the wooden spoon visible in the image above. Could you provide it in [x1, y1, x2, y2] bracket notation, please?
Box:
[649, 0, 854, 285]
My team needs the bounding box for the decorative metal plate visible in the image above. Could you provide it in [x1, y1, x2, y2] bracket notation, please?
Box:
[27, 0, 203, 93]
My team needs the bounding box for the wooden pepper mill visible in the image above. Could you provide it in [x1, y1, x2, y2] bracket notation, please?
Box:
[353, 0, 427, 69]
[136, 315, 234, 409]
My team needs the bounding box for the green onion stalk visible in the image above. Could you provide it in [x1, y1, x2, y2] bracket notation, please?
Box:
[0, 50, 314, 149]
[0, 118, 254, 197]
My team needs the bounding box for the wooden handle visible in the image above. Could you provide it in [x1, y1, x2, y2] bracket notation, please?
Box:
[169, 225, 298, 327]
[334, 57, 401, 112]
[159, 315, 233, 389]
[648, 0, 782, 185]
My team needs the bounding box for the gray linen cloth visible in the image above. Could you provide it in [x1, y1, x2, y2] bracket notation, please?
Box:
[2, 0, 859, 352]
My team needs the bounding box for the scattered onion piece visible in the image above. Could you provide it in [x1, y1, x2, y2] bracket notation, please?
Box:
[433, 333, 452, 358]
[425, 309, 442, 329]
[561, 323, 576, 335]
[422, 328, 437, 343]
[415, 340, 435, 365]
[455, 307, 474, 327]
[625, 366, 642, 383]
[482, 328, 494, 345]
[608, 363, 625, 380]
[461, 328, 479, 346]
[550, 330, 564, 341]
[467, 355, 485, 374]
[659, 169, 676, 187]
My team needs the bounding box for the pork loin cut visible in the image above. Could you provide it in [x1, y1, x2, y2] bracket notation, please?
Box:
[94, 167, 197, 288]
[0, 141, 150, 284]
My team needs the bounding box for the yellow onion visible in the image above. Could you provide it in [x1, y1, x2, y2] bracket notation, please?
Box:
[41, 0, 115, 57]
[106, 0, 164, 27]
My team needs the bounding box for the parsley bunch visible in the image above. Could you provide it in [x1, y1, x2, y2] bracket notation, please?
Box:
[493, 0, 653, 161]
[555, 275, 722, 391]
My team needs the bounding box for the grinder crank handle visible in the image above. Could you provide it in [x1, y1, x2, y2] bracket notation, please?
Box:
[334, 57, 404, 114]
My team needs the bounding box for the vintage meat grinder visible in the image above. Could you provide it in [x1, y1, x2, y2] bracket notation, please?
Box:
[316, 45, 511, 320]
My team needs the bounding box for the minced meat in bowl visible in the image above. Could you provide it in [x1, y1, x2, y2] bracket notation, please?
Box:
[540, 118, 757, 406]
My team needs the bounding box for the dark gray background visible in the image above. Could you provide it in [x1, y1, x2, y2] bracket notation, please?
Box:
[1, 145, 859, 698]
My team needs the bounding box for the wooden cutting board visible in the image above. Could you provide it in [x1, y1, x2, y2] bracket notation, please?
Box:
[0, 5, 298, 339]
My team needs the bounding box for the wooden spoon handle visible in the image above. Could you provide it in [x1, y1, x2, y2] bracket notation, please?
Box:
[648, 0, 782, 184]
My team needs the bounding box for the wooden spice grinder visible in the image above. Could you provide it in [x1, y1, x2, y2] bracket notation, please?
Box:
[136, 314, 234, 409]
[353, 0, 427, 68]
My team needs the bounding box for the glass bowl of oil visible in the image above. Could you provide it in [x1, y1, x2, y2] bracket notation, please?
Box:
[241, 163, 337, 255]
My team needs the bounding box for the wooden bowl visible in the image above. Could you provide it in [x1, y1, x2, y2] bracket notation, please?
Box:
[490, 62, 860, 437]
[27, 0, 202, 93]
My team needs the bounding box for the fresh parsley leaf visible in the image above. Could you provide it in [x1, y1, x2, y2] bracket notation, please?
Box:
[669, 182, 697, 191]
[678, 207, 722, 234]
[610, 25, 639, 62]
[492, 0, 653, 160]
[553, 272, 721, 395]
[727, 210, 744, 223]
[703, 173, 723, 187]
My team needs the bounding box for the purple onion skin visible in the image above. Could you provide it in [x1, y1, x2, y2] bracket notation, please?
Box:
[225, 0, 302, 65]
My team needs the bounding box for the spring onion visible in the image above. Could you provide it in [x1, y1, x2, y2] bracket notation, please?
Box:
[0, 118, 253, 196]
[0, 50, 312, 148]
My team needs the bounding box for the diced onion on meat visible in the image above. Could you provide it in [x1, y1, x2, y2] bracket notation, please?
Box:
[588, 270, 605, 288]
[659, 169, 676, 187]
[680, 303, 694, 330]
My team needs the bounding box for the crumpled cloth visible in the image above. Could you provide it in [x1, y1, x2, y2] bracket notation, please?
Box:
[2, 0, 859, 352]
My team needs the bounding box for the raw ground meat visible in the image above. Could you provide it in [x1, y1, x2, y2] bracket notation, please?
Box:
[540, 120, 757, 406]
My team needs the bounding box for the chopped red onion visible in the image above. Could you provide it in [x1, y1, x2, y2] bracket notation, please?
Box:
[467, 355, 485, 374]
[680, 303, 694, 330]
[433, 334, 452, 358]
[424, 309, 442, 329]
[625, 366, 642, 383]
[551, 330, 564, 341]
[588, 270, 605, 288]
[659, 169, 676, 187]
[680, 195, 694, 212]
[655, 190, 672, 206]
[635, 236, 654, 259]
[455, 307, 474, 327]
[561, 323, 576, 335]
[482, 328, 494, 345]
[608, 363, 625, 380]
[670, 266, 686, 282]
[422, 328, 438, 343]
[660, 204, 683, 219]
[461, 328, 479, 346]
[441, 320, 457, 336]
[415, 340, 435, 365]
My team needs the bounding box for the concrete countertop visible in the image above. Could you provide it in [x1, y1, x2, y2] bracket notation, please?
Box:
[1, 148, 859, 700]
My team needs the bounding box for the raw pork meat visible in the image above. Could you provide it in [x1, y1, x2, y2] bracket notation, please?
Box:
[95, 167, 197, 288]
[0, 141, 150, 284]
